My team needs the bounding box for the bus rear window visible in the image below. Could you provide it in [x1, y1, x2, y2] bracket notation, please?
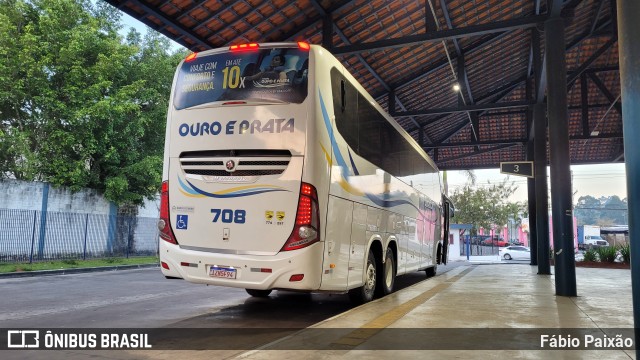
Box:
[173, 48, 309, 110]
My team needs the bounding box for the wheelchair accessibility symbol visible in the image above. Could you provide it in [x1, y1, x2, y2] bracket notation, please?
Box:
[176, 215, 189, 230]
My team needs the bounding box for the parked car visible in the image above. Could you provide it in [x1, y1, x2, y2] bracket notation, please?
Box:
[483, 238, 510, 247]
[499, 246, 531, 260]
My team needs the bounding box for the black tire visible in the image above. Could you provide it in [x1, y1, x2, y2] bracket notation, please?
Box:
[425, 265, 437, 277]
[348, 249, 377, 304]
[245, 289, 272, 297]
[504, 254, 512, 260]
[377, 248, 396, 296]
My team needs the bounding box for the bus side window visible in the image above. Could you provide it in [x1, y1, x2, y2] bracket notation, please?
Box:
[331, 68, 359, 153]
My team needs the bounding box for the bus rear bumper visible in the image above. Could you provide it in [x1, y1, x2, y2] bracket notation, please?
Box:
[159, 240, 323, 290]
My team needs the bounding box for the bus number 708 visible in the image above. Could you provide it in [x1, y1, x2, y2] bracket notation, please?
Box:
[211, 209, 246, 224]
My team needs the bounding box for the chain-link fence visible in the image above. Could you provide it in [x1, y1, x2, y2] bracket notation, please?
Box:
[460, 244, 500, 256]
[0, 209, 159, 263]
[459, 235, 501, 256]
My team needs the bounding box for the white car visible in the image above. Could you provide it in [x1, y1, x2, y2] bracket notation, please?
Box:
[500, 246, 531, 260]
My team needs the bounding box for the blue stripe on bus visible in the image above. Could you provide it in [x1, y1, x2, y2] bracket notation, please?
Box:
[319, 90, 352, 179]
[347, 149, 360, 176]
[179, 177, 288, 198]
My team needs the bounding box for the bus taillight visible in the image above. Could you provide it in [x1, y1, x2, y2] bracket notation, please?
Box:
[158, 181, 178, 244]
[230, 43, 259, 52]
[281, 182, 320, 251]
[297, 41, 310, 50]
[185, 52, 198, 62]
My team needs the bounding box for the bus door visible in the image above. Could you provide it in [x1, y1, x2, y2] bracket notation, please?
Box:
[441, 195, 454, 265]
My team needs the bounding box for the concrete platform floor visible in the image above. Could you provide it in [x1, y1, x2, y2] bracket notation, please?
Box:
[50, 263, 634, 360]
[228, 263, 635, 359]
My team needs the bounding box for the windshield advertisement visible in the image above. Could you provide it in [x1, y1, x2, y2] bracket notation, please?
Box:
[173, 47, 309, 109]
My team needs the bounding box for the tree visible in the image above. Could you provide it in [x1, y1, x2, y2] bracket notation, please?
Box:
[603, 195, 627, 224]
[574, 195, 602, 225]
[449, 178, 525, 236]
[0, 0, 187, 205]
[574, 195, 628, 226]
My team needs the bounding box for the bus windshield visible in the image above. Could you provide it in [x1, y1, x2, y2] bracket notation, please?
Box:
[173, 47, 309, 110]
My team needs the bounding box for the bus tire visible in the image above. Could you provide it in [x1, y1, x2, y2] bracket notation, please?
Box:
[245, 289, 272, 297]
[348, 249, 377, 304]
[377, 248, 395, 296]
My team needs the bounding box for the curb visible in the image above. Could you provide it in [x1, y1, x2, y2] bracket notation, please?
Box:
[0, 263, 159, 279]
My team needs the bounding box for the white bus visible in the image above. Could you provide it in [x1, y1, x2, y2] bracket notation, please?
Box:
[158, 42, 453, 303]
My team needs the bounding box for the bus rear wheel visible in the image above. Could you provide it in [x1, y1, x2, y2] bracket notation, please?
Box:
[348, 249, 377, 304]
[377, 248, 395, 296]
[246, 289, 272, 297]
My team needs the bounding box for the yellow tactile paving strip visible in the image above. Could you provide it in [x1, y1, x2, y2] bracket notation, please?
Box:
[331, 266, 476, 347]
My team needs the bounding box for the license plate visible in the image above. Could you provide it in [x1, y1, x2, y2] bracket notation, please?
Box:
[209, 266, 237, 279]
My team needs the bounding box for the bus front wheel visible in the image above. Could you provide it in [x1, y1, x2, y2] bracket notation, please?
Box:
[348, 249, 377, 304]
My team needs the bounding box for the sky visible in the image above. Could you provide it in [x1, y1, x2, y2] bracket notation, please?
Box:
[116, 7, 629, 206]
[117, 6, 184, 52]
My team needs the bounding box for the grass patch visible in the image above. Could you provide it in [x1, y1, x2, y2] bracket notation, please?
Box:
[0, 256, 158, 274]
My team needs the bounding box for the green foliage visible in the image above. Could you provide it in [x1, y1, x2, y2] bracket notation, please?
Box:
[583, 249, 598, 262]
[617, 243, 630, 264]
[449, 178, 524, 235]
[0, 0, 187, 205]
[574, 195, 628, 226]
[595, 246, 617, 263]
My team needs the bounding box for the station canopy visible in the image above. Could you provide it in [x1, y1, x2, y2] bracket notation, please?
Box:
[104, 0, 622, 170]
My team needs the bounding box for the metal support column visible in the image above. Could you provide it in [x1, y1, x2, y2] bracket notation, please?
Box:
[616, 0, 640, 355]
[526, 76, 537, 266]
[545, 17, 576, 296]
[534, 103, 550, 275]
[37, 182, 49, 260]
[527, 140, 538, 265]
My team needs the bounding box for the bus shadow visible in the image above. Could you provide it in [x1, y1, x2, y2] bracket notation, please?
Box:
[167, 268, 443, 329]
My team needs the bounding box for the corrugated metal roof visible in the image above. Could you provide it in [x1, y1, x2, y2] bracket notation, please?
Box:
[103, 0, 623, 170]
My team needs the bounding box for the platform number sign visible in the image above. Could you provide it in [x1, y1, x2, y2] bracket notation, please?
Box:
[500, 161, 534, 178]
